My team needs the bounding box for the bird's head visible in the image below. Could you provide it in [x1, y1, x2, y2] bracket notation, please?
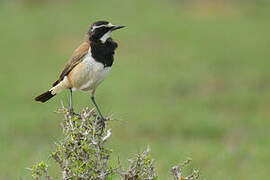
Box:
[87, 21, 125, 43]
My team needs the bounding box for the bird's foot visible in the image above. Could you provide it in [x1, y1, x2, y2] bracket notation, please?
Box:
[69, 108, 80, 117]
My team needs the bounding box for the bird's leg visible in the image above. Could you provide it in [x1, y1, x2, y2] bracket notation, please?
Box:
[69, 88, 75, 116]
[69, 89, 80, 117]
[91, 89, 105, 133]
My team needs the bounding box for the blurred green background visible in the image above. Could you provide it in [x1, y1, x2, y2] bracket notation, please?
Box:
[1, 0, 270, 179]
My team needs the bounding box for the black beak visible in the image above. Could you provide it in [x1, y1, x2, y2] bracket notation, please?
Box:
[111, 25, 125, 31]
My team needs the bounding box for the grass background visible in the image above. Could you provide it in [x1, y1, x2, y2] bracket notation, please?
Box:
[0, 0, 270, 179]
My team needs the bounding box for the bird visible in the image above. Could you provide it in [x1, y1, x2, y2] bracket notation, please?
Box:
[35, 20, 125, 130]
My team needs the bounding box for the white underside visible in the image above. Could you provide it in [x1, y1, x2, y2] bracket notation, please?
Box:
[50, 49, 111, 95]
[71, 51, 111, 91]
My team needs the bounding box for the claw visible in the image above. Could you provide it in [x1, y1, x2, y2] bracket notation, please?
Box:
[70, 108, 80, 117]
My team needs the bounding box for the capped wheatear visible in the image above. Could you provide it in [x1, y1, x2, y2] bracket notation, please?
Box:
[35, 20, 125, 130]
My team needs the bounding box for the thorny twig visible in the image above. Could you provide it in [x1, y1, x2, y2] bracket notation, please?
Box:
[171, 158, 200, 180]
[29, 106, 201, 180]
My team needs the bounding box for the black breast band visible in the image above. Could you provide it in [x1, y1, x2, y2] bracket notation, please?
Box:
[90, 38, 118, 67]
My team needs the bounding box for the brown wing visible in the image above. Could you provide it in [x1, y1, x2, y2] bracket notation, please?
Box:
[52, 42, 90, 87]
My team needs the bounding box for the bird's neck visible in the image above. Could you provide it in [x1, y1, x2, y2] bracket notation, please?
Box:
[89, 38, 118, 67]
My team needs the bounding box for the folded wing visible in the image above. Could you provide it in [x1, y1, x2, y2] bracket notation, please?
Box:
[52, 42, 90, 87]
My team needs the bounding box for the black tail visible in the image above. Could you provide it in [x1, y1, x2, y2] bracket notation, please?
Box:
[35, 90, 55, 103]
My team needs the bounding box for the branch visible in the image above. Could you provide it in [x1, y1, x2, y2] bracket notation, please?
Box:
[29, 106, 201, 180]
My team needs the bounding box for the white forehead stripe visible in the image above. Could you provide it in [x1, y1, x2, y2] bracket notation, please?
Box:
[91, 23, 115, 32]
[108, 23, 114, 26]
[91, 24, 105, 31]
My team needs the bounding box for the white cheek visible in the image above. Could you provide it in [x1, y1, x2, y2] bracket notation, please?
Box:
[100, 31, 111, 43]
